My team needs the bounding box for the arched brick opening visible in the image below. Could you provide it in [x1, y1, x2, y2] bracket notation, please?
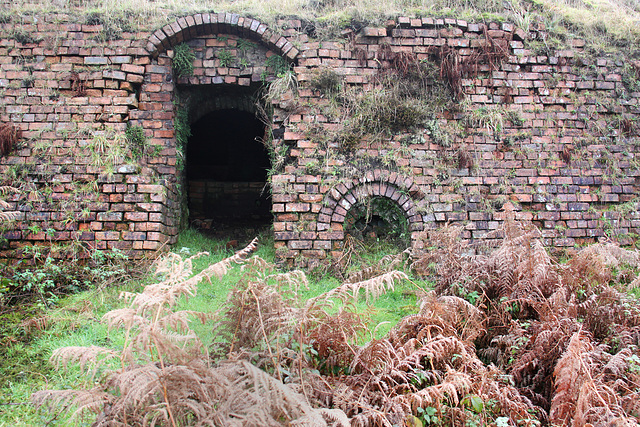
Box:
[133, 14, 299, 241]
[319, 170, 426, 251]
[145, 13, 299, 61]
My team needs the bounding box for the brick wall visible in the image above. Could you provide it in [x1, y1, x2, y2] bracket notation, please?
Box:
[1, 12, 639, 265]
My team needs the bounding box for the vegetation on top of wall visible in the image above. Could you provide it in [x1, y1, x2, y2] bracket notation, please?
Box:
[84, 9, 136, 41]
[3, 0, 640, 51]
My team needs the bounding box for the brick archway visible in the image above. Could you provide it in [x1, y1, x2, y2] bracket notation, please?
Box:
[132, 13, 300, 243]
[145, 13, 299, 60]
[319, 169, 425, 250]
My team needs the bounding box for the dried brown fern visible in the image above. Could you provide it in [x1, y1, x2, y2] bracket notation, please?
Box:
[427, 28, 508, 100]
[0, 122, 21, 156]
[549, 331, 640, 426]
[32, 242, 267, 426]
[345, 250, 407, 283]
[0, 185, 19, 222]
[32, 213, 640, 427]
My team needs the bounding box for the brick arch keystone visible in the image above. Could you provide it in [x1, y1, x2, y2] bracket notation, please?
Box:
[318, 169, 426, 246]
[145, 13, 299, 60]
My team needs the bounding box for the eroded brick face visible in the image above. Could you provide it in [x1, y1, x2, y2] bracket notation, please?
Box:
[1, 13, 639, 266]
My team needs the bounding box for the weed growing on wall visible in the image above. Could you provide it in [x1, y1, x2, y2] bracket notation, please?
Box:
[216, 49, 236, 67]
[124, 123, 147, 159]
[263, 54, 291, 81]
[87, 127, 127, 172]
[265, 69, 298, 104]
[172, 43, 195, 78]
[305, 53, 455, 156]
[173, 106, 190, 172]
[10, 29, 42, 45]
[309, 67, 342, 97]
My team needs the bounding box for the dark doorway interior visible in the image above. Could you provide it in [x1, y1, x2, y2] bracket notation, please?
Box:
[187, 109, 271, 234]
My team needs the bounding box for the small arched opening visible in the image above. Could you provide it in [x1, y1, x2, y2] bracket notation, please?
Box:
[344, 196, 411, 249]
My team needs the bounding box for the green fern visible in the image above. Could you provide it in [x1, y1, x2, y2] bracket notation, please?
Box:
[172, 43, 195, 77]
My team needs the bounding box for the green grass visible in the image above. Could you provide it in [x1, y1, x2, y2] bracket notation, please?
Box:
[4, 0, 640, 50]
[0, 228, 429, 425]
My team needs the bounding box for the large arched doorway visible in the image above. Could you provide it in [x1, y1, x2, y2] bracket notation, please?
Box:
[138, 13, 300, 245]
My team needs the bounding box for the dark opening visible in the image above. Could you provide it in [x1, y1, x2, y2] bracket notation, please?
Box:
[344, 197, 410, 248]
[187, 109, 271, 234]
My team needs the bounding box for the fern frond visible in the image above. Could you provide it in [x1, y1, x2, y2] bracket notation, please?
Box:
[550, 331, 593, 425]
[32, 388, 113, 420]
[409, 368, 473, 408]
[202, 237, 259, 281]
[265, 269, 309, 294]
[314, 271, 408, 304]
[0, 185, 19, 223]
[346, 251, 406, 283]
[418, 293, 486, 342]
[0, 210, 18, 221]
[214, 361, 343, 426]
[50, 345, 119, 378]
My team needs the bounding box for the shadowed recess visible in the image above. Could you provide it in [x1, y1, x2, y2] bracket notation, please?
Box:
[187, 109, 271, 229]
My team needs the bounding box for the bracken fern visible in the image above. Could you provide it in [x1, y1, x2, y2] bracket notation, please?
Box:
[32, 207, 640, 426]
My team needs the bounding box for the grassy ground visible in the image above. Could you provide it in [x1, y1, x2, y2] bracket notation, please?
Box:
[0, 228, 426, 426]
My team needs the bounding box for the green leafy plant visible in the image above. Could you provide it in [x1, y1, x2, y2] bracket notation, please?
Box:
[237, 38, 256, 53]
[172, 43, 195, 77]
[125, 123, 147, 159]
[9, 249, 127, 309]
[416, 406, 441, 425]
[216, 49, 235, 67]
[263, 54, 291, 80]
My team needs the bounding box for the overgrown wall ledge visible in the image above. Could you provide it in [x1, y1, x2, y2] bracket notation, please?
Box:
[0, 13, 639, 266]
